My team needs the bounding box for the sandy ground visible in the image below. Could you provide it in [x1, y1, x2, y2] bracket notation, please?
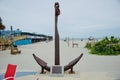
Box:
[0, 40, 120, 80]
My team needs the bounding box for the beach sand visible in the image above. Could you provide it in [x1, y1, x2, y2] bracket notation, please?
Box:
[0, 40, 120, 80]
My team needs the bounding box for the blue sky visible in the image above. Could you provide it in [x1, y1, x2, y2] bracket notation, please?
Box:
[0, 0, 120, 38]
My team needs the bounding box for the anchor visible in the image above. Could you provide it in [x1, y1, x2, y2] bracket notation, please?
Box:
[33, 2, 83, 74]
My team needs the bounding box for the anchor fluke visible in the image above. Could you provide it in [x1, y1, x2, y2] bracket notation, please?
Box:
[33, 54, 50, 74]
[64, 53, 83, 73]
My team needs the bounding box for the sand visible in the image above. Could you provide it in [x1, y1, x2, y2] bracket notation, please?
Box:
[0, 40, 120, 80]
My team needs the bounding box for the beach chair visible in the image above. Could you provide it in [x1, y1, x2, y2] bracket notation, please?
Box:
[3, 64, 17, 80]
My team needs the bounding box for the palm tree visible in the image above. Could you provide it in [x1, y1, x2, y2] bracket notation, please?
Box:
[0, 17, 6, 39]
[0, 17, 5, 30]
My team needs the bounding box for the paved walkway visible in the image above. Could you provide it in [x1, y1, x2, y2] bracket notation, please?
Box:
[1, 41, 120, 80]
[16, 72, 120, 80]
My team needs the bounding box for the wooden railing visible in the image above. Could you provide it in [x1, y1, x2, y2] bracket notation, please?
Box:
[7, 35, 27, 43]
[14, 35, 26, 41]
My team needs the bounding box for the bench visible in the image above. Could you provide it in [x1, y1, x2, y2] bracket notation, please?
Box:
[72, 43, 78, 48]
[11, 47, 21, 54]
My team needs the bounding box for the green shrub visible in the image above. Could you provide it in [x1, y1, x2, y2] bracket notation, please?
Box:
[85, 36, 120, 55]
[85, 42, 92, 49]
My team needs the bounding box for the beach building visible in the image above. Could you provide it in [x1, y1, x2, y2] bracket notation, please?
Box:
[0, 29, 53, 46]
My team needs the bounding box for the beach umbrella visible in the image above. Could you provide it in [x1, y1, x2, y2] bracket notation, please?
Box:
[0, 17, 5, 30]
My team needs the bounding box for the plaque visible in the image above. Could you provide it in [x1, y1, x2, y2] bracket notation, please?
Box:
[50, 65, 64, 77]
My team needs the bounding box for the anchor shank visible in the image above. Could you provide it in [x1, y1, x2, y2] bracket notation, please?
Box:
[55, 2, 60, 65]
